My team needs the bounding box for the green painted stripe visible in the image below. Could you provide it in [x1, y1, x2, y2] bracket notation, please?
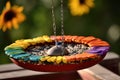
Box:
[5, 49, 25, 56]
[5, 47, 23, 51]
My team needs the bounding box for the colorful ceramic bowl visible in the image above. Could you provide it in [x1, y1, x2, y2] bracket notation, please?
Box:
[4, 35, 110, 72]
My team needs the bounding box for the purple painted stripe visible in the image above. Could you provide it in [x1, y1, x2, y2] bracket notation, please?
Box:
[87, 46, 110, 55]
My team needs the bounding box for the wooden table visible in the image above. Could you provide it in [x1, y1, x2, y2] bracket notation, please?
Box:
[0, 64, 120, 80]
[0, 52, 120, 80]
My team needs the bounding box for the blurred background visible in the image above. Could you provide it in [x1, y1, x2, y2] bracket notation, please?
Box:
[0, 0, 120, 64]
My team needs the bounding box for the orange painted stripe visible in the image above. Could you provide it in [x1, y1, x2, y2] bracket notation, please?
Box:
[71, 36, 79, 42]
[75, 54, 85, 61]
[81, 36, 96, 44]
[88, 40, 109, 47]
[56, 36, 62, 41]
[50, 36, 63, 41]
[64, 55, 76, 62]
[75, 52, 98, 61]
[75, 36, 85, 43]
[50, 36, 55, 40]
[82, 52, 98, 58]
[64, 35, 73, 42]
[51, 35, 109, 47]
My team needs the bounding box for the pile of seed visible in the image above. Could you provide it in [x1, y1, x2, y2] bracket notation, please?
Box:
[25, 43, 89, 56]
[66, 43, 89, 55]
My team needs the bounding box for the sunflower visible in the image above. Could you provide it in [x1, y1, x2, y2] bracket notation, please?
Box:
[0, 1, 26, 32]
[68, 0, 94, 16]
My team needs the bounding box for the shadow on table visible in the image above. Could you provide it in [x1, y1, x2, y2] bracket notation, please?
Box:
[6, 71, 82, 80]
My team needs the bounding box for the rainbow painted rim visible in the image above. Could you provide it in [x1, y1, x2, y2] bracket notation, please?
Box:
[4, 35, 110, 72]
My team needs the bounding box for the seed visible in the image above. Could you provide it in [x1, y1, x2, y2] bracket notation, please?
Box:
[25, 43, 89, 56]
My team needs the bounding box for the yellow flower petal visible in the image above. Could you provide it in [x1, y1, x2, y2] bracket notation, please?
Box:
[86, 0, 94, 7]
[16, 13, 26, 23]
[2, 26, 7, 32]
[69, 0, 94, 16]
[0, 16, 4, 27]
[0, 1, 25, 31]
[6, 1, 11, 10]
[6, 21, 12, 29]
[12, 18, 19, 29]
[17, 7, 24, 12]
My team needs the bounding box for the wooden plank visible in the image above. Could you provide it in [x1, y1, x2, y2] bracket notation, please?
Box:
[100, 52, 120, 75]
[0, 64, 57, 80]
[0, 69, 57, 80]
[0, 64, 23, 72]
[0, 64, 82, 80]
[78, 70, 100, 80]
[86, 64, 120, 80]
[104, 52, 119, 60]
[0, 64, 120, 80]
[100, 58, 120, 75]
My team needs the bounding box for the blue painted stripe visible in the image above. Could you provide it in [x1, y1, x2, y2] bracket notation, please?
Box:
[29, 55, 41, 62]
[5, 47, 44, 62]
[12, 53, 31, 59]
[23, 56, 30, 62]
